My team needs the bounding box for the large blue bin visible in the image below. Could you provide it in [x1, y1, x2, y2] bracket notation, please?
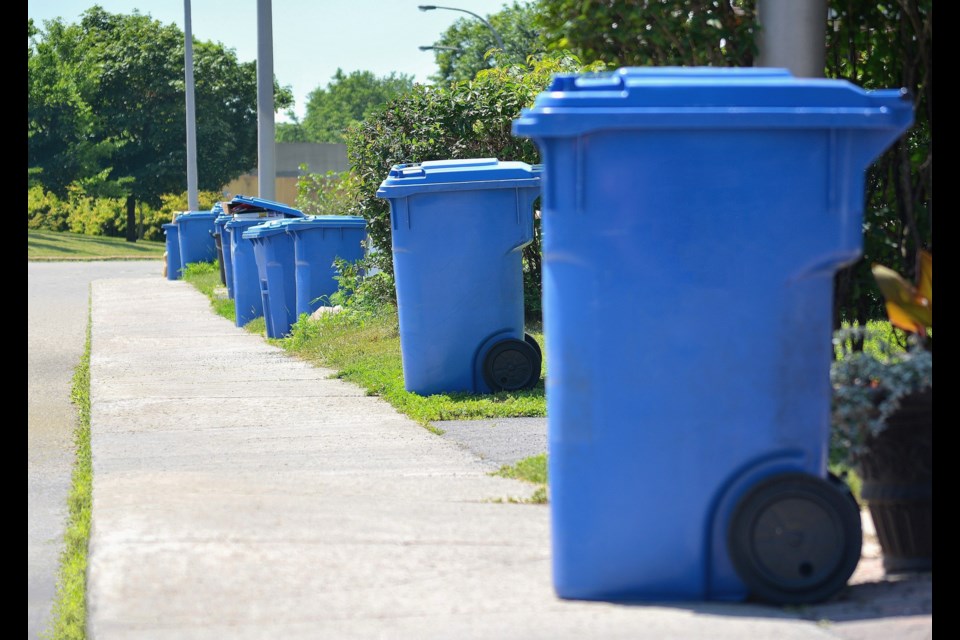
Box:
[224, 196, 305, 327]
[175, 211, 218, 269]
[243, 219, 298, 339]
[376, 158, 542, 395]
[285, 216, 367, 317]
[162, 223, 181, 281]
[512, 67, 914, 605]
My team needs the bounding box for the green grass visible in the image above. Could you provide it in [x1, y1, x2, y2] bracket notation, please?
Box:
[43, 295, 93, 640]
[494, 453, 548, 504]
[181, 262, 547, 431]
[28, 229, 165, 261]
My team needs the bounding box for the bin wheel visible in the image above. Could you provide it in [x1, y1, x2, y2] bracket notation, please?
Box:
[727, 472, 862, 605]
[523, 333, 543, 362]
[483, 338, 541, 392]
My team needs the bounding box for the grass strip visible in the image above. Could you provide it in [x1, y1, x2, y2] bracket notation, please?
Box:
[43, 294, 93, 640]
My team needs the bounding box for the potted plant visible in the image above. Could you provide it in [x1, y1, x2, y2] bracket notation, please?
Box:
[830, 250, 932, 573]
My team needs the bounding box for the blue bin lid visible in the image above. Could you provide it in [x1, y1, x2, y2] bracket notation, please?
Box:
[284, 215, 366, 232]
[240, 218, 298, 239]
[175, 210, 217, 220]
[225, 216, 279, 230]
[228, 195, 305, 218]
[376, 158, 542, 199]
[162, 223, 177, 230]
[512, 67, 914, 137]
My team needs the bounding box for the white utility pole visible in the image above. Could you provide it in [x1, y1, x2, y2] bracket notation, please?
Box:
[184, 0, 199, 210]
[256, 0, 276, 200]
[756, 0, 828, 78]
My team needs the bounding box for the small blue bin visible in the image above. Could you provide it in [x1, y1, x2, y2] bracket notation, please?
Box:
[285, 216, 367, 317]
[243, 219, 298, 339]
[376, 158, 542, 395]
[175, 211, 218, 268]
[162, 223, 181, 281]
[511, 67, 914, 605]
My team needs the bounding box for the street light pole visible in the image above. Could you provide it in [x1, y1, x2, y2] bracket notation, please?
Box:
[256, 0, 276, 200]
[417, 5, 505, 52]
[183, 0, 199, 212]
[419, 45, 463, 53]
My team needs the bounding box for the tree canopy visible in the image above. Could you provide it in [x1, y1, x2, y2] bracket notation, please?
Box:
[426, 1, 547, 84]
[28, 6, 292, 238]
[276, 69, 415, 144]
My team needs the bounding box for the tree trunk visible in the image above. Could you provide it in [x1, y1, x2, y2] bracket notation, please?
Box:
[125, 195, 137, 242]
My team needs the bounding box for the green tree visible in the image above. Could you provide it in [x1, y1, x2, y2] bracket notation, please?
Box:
[427, 1, 547, 84]
[291, 69, 415, 144]
[28, 7, 293, 240]
[535, 0, 757, 67]
[826, 0, 931, 332]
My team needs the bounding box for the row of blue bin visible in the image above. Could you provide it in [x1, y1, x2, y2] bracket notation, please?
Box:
[374, 68, 914, 606]
[162, 196, 366, 339]
[163, 67, 915, 608]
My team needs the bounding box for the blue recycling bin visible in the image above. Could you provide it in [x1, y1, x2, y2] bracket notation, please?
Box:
[175, 210, 218, 269]
[376, 158, 542, 395]
[512, 67, 914, 605]
[243, 219, 299, 339]
[162, 223, 181, 281]
[285, 216, 367, 317]
[224, 196, 305, 327]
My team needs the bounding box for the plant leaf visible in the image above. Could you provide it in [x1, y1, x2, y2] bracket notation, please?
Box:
[871, 263, 932, 334]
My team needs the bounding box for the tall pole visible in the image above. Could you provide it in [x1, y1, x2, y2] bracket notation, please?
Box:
[184, 0, 199, 211]
[755, 0, 828, 78]
[256, 0, 276, 200]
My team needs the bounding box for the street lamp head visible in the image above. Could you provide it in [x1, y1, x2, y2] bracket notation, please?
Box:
[418, 5, 437, 11]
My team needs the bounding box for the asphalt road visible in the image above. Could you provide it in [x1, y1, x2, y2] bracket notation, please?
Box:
[27, 260, 162, 639]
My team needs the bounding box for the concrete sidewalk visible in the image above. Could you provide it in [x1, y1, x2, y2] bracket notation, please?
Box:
[86, 277, 931, 639]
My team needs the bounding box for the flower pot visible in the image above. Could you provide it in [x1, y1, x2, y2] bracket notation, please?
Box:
[856, 388, 932, 573]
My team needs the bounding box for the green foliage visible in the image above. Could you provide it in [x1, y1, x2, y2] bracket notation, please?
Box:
[428, 1, 548, 84]
[826, 0, 931, 329]
[26, 184, 217, 241]
[28, 7, 292, 219]
[535, 0, 758, 67]
[327, 257, 398, 313]
[830, 324, 932, 465]
[286, 68, 415, 144]
[344, 53, 603, 317]
[294, 168, 357, 217]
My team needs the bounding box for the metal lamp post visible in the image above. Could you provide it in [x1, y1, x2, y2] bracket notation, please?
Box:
[417, 5, 505, 52]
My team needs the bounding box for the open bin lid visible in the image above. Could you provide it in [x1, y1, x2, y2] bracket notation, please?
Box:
[376, 158, 542, 199]
[512, 67, 914, 138]
[228, 195, 306, 218]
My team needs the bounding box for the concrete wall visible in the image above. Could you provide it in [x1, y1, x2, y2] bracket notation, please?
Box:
[222, 142, 349, 206]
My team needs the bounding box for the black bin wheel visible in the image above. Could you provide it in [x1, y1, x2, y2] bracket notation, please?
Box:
[524, 333, 543, 361]
[482, 338, 541, 392]
[727, 472, 862, 605]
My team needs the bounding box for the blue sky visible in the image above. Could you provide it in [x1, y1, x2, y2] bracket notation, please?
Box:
[27, 1, 514, 123]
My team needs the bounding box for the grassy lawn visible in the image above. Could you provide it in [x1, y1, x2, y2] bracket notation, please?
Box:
[28, 229, 165, 260]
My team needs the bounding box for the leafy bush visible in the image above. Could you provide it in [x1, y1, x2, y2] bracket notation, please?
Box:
[343, 52, 604, 320]
[294, 168, 357, 217]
